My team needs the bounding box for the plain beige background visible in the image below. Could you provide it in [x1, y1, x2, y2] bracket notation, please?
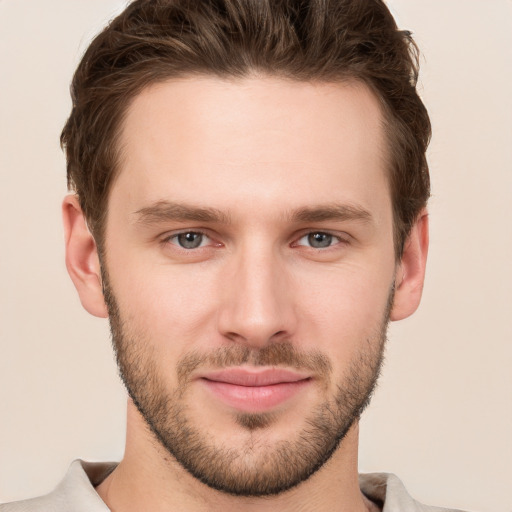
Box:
[1, 1, 511, 510]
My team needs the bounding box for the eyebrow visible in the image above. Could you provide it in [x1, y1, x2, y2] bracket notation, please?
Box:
[290, 203, 373, 224]
[133, 200, 231, 225]
[133, 200, 372, 226]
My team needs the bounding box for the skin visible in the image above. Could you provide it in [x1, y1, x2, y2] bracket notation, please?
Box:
[63, 76, 428, 512]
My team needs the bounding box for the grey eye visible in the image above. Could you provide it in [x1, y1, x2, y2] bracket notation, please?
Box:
[176, 232, 204, 249]
[307, 232, 333, 248]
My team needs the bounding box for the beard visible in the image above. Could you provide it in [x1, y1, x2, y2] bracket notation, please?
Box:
[103, 274, 390, 497]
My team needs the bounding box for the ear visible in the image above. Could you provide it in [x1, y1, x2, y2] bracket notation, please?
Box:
[390, 209, 429, 321]
[62, 195, 108, 318]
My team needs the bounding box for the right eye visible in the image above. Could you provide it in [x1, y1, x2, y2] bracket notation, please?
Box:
[166, 231, 211, 249]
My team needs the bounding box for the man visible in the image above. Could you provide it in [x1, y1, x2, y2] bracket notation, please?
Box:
[1, 0, 462, 510]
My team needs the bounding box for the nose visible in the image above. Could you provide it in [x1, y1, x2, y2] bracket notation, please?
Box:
[216, 242, 297, 349]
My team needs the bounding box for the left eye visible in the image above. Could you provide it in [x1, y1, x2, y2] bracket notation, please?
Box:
[296, 232, 339, 249]
[169, 232, 210, 249]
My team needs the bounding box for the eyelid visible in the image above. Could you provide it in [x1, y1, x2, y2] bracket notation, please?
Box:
[170, 229, 206, 238]
[292, 229, 351, 247]
[158, 228, 350, 251]
[161, 229, 209, 245]
[160, 228, 222, 253]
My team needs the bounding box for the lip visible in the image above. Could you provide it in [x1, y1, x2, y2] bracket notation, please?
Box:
[199, 368, 312, 413]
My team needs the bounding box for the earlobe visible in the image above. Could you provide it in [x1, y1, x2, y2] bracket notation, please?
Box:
[62, 195, 108, 318]
[390, 210, 429, 321]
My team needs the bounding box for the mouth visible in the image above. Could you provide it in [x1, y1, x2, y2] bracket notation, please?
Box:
[198, 368, 312, 413]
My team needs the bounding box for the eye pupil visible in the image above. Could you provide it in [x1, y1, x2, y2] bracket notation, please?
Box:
[177, 232, 203, 249]
[308, 232, 332, 248]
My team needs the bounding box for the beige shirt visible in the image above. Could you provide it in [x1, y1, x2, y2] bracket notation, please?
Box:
[0, 460, 466, 512]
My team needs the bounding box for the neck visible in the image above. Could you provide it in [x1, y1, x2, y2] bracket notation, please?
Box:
[96, 401, 374, 512]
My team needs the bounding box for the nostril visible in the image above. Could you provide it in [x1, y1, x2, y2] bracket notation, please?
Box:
[223, 331, 246, 343]
[221, 329, 290, 349]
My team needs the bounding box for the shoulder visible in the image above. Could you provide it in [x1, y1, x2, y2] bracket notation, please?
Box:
[0, 460, 116, 512]
[359, 473, 470, 512]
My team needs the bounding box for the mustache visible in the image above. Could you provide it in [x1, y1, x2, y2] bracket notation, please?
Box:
[176, 342, 332, 386]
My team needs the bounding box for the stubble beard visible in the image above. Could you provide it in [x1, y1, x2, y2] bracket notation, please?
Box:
[103, 275, 390, 497]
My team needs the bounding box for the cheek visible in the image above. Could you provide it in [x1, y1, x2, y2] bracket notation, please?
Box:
[109, 258, 219, 347]
[294, 261, 393, 355]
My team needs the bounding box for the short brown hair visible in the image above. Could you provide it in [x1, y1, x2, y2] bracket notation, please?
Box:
[61, 0, 431, 257]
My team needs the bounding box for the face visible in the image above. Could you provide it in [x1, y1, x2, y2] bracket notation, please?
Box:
[102, 77, 397, 496]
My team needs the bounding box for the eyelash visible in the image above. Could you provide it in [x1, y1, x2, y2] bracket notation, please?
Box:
[162, 230, 349, 251]
[293, 232, 347, 249]
[163, 230, 216, 250]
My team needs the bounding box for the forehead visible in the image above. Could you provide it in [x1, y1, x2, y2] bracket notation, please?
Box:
[113, 76, 389, 221]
